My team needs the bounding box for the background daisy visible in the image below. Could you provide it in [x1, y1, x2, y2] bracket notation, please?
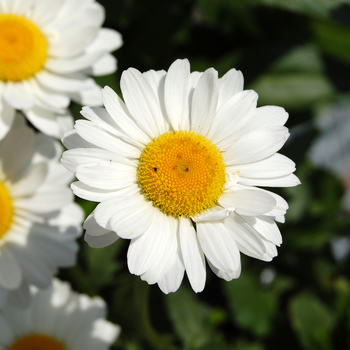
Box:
[0, 278, 120, 350]
[0, 114, 83, 308]
[61, 59, 300, 295]
[0, 0, 122, 138]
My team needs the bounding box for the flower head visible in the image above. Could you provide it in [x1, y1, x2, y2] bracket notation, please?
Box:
[0, 278, 120, 350]
[0, 0, 122, 138]
[0, 114, 83, 307]
[61, 59, 300, 293]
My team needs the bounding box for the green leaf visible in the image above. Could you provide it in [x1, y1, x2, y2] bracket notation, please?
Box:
[233, 339, 265, 350]
[251, 72, 334, 110]
[76, 239, 124, 294]
[289, 293, 335, 350]
[312, 19, 350, 64]
[270, 45, 324, 74]
[224, 272, 293, 336]
[334, 277, 350, 318]
[165, 285, 217, 349]
[259, 0, 348, 18]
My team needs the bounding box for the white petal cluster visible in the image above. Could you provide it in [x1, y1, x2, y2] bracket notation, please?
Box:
[0, 278, 120, 350]
[0, 0, 122, 139]
[62, 59, 300, 293]
[0, 115, 83, 307]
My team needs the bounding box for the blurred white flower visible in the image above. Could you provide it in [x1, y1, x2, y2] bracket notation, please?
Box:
[62, 59, 299, 294]
[0, 278, 120, 350]
[0, 0, 122, 138]
[0, 114, 83, 307]
[309, 104, 350, 212]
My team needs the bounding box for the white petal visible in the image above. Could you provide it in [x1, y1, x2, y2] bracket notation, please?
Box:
[86, 28, 123, 53]
[0, 123, 35, 181]
[74, 120, 141, 158]
[36, 71, 95, 92]
[197, 221, 240, 272]
[61, 129, 95, 150]
[11, 163, 47, 197]
[127, 212, 177, 276]
[70, 83, 103, 106]
[261, 239, 278, 261]
[240, 215, 282, 246]
[121, 68, 165, 138]
[179, 217, 206, 293]
[224, 126, 289, 166]
[0, 248, 22, 290]
[0, 314, 14, 345]
[0, 101, 15, 140]
[219, 188, 276, 216]
[90, 53, 117, 76]
[75, 161, 136, 190]
[9, 245, 54, 288]
[48, 26, 98, 58]
[80, 105, 145, 148]
[94, 194, 156, 239]
[15, 188, 73, 213]
[45, 51, 104, 74]
[3, 81, 34, 109]
[102, 86, 150, 145]
[224, 212, 266, 259]
[217, 68, 244, 109]
[85, 231, 119, 248]
[193, 207, 235, 223]
[207, 260, 241, 282]
[158, 253, 185, 294]
[243, 105, 289, 130]
[25, 107, 69, 139]
[62, 147, 134, 174]
[164, 59, 191, 131]
[139, 216, 178, 284]
[190, 68, 218, 137]
[207, 90, 258, 148]
[7, 283, 31, 309]
[72, 181, 132, 202]
[227, 153, 296, 178]
[84, 212, 113, 237]
[238, 173, 301, 187]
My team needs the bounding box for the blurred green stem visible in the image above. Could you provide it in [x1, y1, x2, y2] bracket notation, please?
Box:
[133, 278, 180, 350]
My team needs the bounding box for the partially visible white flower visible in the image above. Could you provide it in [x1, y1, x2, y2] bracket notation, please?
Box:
[308, 103, 350, 211]
[0, 0, 123, 139]
[0, 114, 83, 307]
[0, 278, 120, 350]
[62, 59, 300, 294]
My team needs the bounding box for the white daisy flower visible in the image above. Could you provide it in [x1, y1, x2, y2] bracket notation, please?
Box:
[0, 0, 122, 139]
[61, 59, 300, 294]
[0, 114, 83, 307]
[0, 278, 120, 350]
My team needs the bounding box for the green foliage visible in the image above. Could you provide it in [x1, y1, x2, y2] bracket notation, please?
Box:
[165, 284, 220, 349]
[289, 293, 335, 350]
[224, 272, 293, 336]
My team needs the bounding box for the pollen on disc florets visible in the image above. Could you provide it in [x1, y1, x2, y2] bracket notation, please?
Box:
[0, 14, 48, 82]
[137, 130, 226, 218]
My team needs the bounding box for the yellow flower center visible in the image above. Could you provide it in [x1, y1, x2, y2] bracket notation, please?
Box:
[8, 334, 66, 350]
[0, 14, 48, 82]
[137, 131, 226, 218]
[0, 180, 13, 240]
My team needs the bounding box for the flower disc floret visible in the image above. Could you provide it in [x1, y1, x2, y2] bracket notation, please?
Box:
[8, 334, 66, 350]
[0, 180, 13, 240]
[137, 130, 226, 218]
[0, 14, 48, 82]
